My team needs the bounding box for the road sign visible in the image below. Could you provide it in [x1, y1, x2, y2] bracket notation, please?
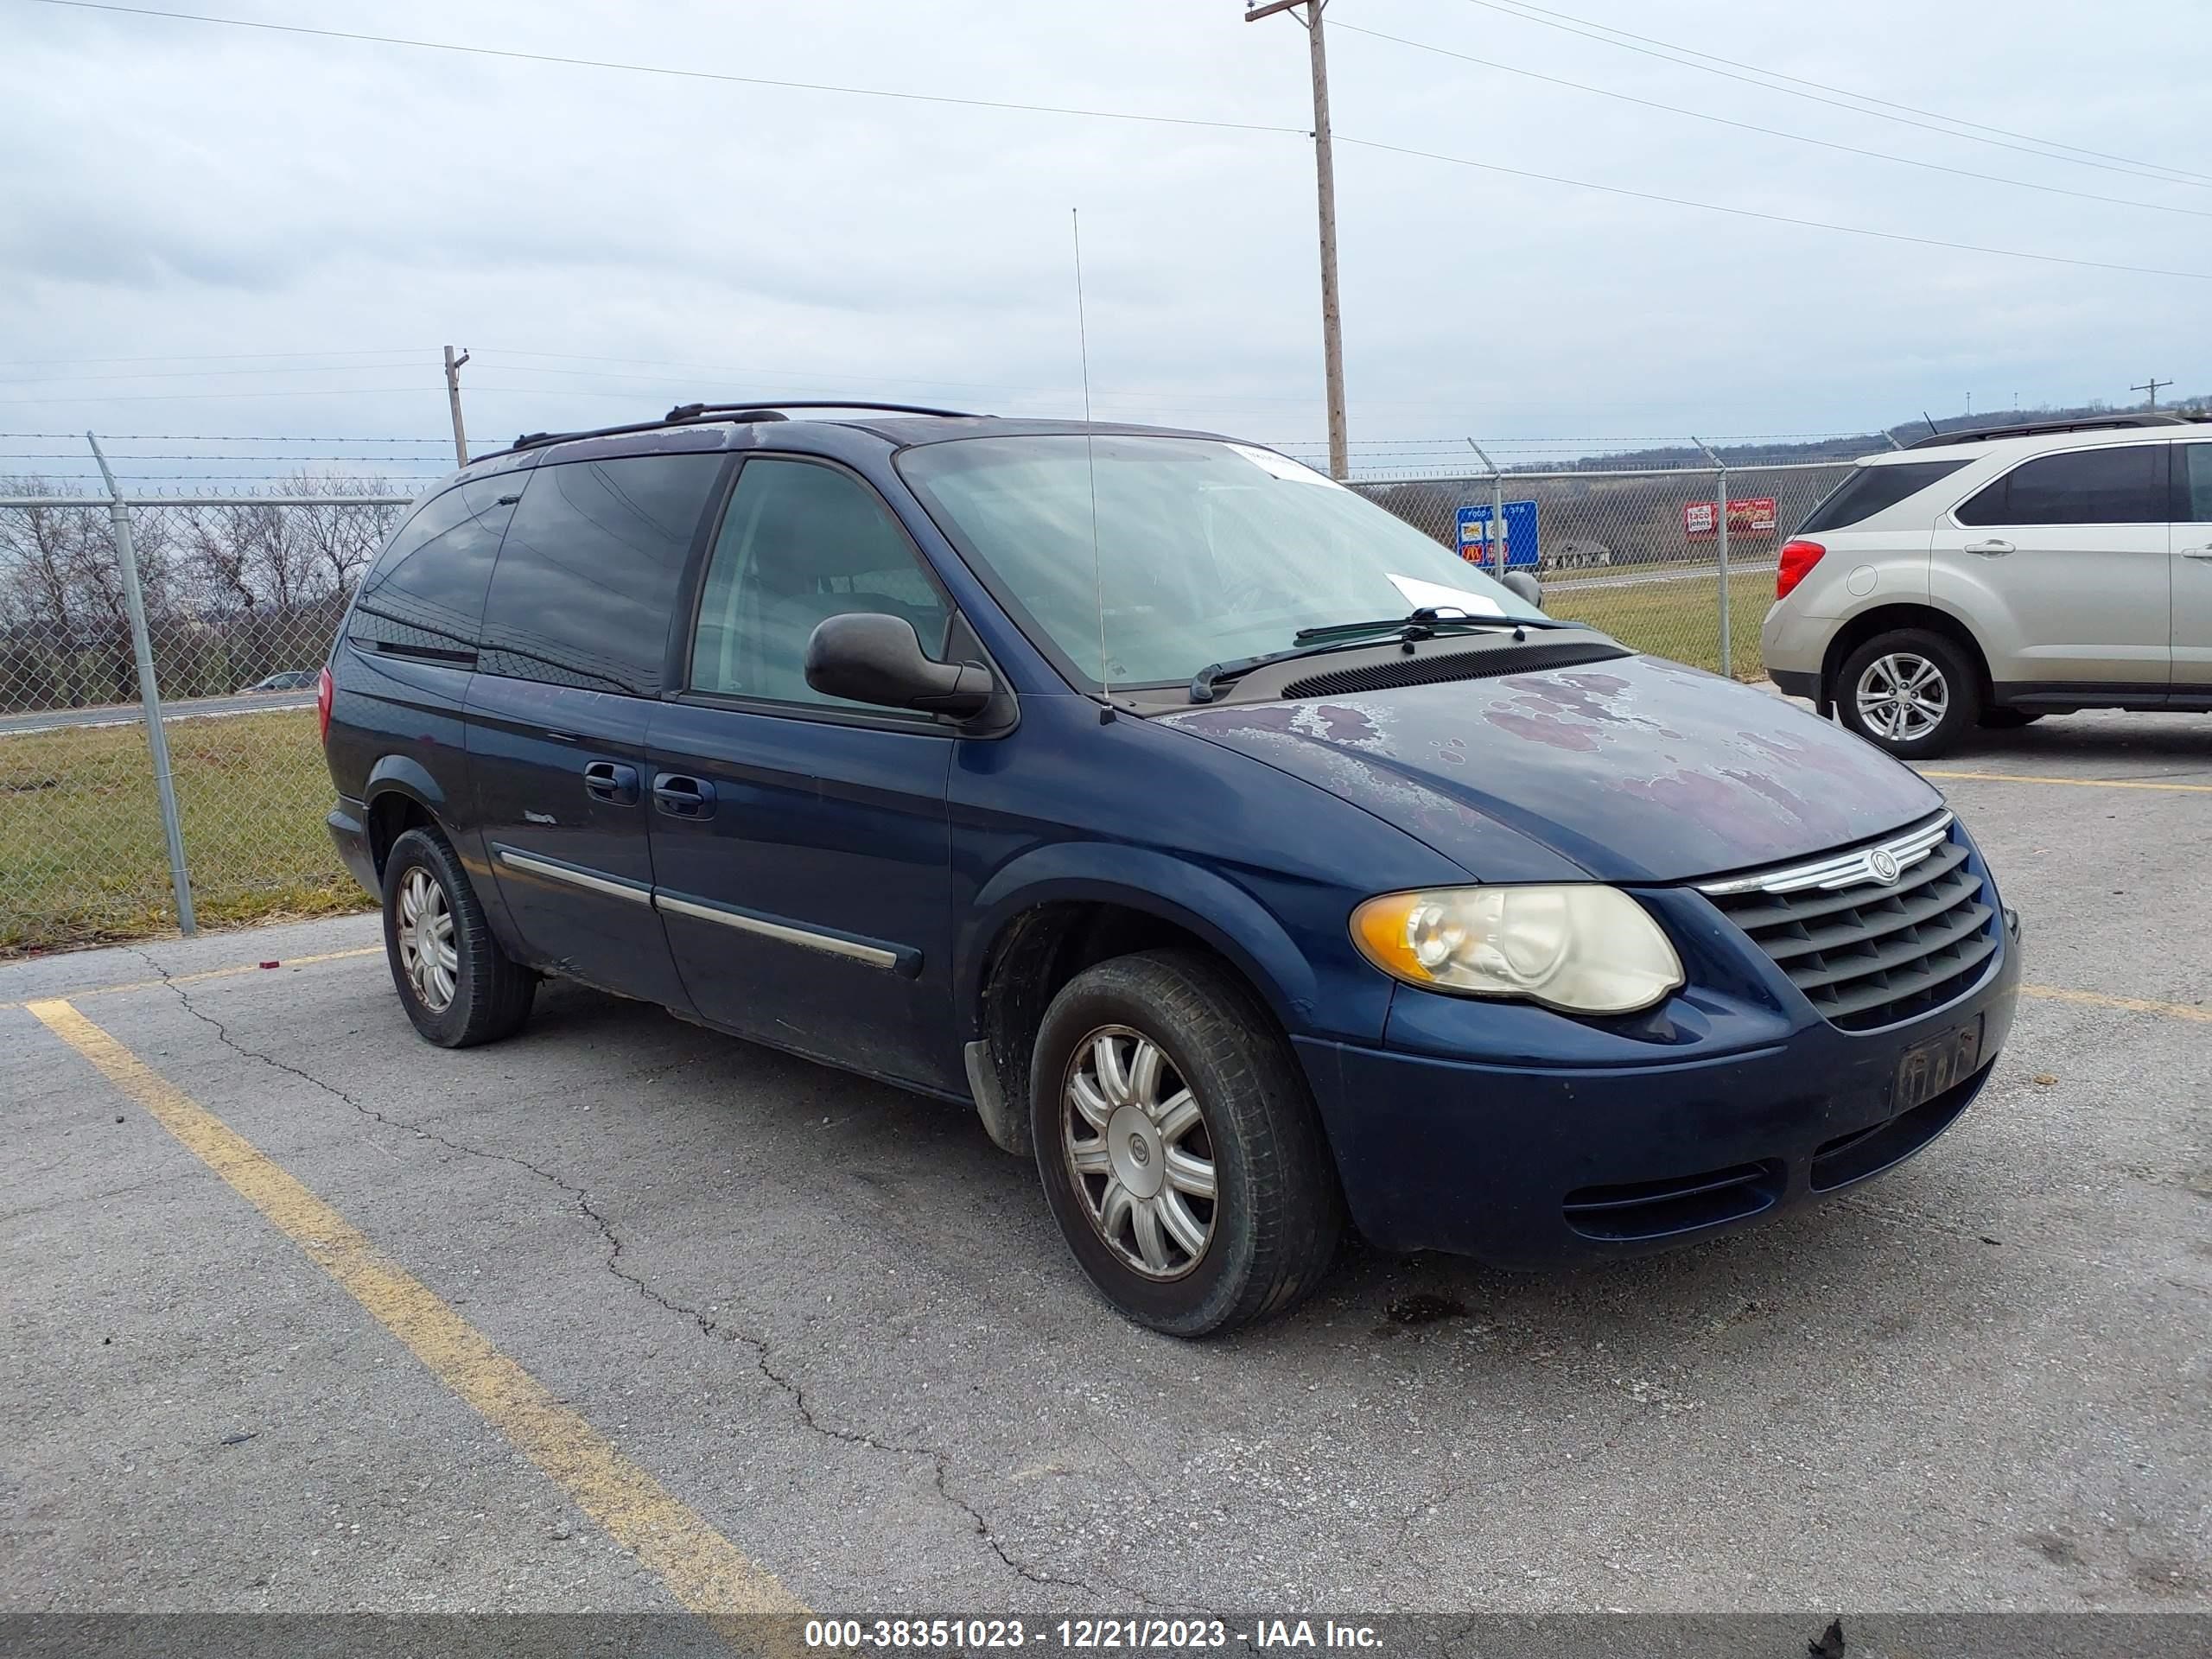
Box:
[1685, 497, 1778, 540]
[1456, 500, 1540, 569]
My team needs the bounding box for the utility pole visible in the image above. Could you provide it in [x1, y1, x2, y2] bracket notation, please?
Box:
[2132, 375, 2172, 410]
[442, 345, 471, 467]
[1246, 0, 1348, 480]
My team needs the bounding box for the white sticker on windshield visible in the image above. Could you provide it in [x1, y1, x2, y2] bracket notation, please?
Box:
[1386, 573, 1506, 618]
[1227, 443, 1346, 488]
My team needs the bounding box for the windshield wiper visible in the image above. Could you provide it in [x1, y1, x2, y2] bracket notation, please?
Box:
[1293, 607, 1565, 645]
[1189, 614, 1564, 703]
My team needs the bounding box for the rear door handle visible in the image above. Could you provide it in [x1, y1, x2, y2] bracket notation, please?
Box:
[652, 772, 716, 819]
[1964, 539, 2015, 556]
[582, 760, 639, 805]
[2181, 547, 2212, 561]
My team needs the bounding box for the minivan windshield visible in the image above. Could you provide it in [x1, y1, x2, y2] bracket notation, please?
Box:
[899, 434, 1546, 688]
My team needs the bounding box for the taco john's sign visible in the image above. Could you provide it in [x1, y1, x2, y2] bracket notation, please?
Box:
[1683, 497, 1778, 540]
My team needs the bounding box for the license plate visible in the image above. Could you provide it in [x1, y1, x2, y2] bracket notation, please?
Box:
[1893, 1018, 1984, 1115]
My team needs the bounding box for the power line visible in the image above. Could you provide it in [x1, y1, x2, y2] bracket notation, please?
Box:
[29, 0, 1306, 137]
[0, 432, 459, 442]
[0, 359, 439, 385]
[1458, 0, 2212, 192]
[0, 347, 438, 369]
[1334, 21, 2212, 221]
[1334, 134, 2212, 282]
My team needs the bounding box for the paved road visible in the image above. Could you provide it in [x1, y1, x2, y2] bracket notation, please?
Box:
[1545, 560, 1777, 594]
[0, 690, 316, 736]
[3, 715, 2208, 1632]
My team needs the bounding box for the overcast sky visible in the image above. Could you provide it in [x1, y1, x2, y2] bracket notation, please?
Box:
[3, 0, 2208, 486]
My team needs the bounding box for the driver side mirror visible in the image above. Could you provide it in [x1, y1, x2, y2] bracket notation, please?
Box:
[804, 613, 995, 719]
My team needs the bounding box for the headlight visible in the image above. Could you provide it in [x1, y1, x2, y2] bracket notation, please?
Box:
[1351, 885, 1683, 1014]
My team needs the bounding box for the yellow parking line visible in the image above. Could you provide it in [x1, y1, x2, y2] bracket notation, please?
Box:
[2020, 984, 2212, 1024]
[23, 997, 809, 1629]
[1922, 769, 2212, 794]
[2, 945, 382, 1010]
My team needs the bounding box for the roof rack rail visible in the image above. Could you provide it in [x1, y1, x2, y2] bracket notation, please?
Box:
[663, 400, 983, 421]
[1904, 411, 2203, 449]
[495, 400, 986, 458]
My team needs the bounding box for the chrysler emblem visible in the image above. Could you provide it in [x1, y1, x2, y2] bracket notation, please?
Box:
[1867, 848, 1901, 884]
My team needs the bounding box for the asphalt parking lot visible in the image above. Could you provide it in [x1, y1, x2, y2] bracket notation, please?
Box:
[4, 712, 2209, 1630]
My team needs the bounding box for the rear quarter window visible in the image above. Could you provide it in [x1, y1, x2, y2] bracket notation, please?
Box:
[477, 453, 727, 696]
[349, 474, 518, 659]
[1796, 459, 1970, 535]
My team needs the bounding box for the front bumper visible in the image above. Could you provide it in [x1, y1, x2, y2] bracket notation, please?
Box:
[1295, 910, 2020, 1267]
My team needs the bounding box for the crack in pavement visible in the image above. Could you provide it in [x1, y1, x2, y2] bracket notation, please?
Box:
[118, 944, 1129, 1603]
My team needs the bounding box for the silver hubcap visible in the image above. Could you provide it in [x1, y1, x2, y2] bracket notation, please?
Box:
[1856, 652, 1948, 741]
[1063, 1026, 1217, 1281]
[396, 867, 458, 1013]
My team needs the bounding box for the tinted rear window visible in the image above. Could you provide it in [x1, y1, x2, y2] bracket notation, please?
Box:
[1956, 443, 2168, 526]
[1796, 460, 1969, 535]
[477, 454, 726, 696]
[349, 475, 518, 659]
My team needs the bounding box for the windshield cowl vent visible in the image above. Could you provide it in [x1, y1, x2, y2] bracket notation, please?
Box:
[1278, 639, 1631, 700]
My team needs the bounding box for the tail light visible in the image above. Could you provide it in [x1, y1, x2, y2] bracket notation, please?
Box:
[1776, 538, 1826, 601]
[315, 666, 334, 742]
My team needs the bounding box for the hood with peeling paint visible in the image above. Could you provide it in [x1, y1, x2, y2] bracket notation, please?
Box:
[1161, 655, 1943, 883]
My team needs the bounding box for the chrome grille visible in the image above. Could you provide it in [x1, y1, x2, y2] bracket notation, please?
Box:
[1700, 812, 1999, 1032]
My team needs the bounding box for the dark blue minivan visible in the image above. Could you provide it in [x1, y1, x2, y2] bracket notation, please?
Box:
[321, 404, 2019, 1335]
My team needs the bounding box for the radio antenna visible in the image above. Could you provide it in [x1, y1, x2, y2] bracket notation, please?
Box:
[1073, 207, 1110, 710]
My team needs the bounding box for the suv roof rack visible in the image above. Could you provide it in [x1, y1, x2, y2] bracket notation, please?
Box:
[501, 400, 985, 456]
[1904, 411, 2207, 449]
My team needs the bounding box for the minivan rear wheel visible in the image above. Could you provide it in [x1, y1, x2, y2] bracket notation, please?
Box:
[382, 826, 535, 1048]
[1835, 629, 1980, 760]
[1029, 949, 1344, 1337]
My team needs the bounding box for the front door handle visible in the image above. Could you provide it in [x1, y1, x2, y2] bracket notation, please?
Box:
[652, 772, 717, 819]
[1964, 539, 2015, 556]
[2181, 547, 2212, 561]
[582, 760, 640, 805]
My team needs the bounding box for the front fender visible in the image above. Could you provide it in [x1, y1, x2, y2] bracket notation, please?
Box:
[957, 843, 1330, 1041]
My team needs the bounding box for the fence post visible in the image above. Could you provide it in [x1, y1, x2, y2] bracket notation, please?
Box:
[86, 434, 196, 936]
[1465, 439, 1505, 581]
[1692, 436, 1732, 679]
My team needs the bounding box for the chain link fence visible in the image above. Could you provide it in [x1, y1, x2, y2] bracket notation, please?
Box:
[1351, 460, 1852, 677]
[2, 474, 410, 954]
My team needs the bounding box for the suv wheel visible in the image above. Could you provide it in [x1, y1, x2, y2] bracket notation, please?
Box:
[1835, 629, 1980, 760]
[1029, 949, 1344, 1337]
[382, 826, 535, 1047]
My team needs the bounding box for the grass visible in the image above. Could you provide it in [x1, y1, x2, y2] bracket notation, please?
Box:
[1544, 568, 1776, 680]
[1, 574, 1763, 953]
[1, 707, 373, 957]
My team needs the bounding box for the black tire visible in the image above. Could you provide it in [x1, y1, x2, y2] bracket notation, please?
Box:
[1979, 707, 2044, 730]
[1834, 628, 1981, 760]
[1029, 949, 1344, 1337]
[381, 826, 535, 1048]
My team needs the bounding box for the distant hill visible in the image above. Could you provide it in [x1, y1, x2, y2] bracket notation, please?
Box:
[1570, 392, 2211, 471]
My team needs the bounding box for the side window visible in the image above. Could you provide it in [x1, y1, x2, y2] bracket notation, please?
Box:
[689, 458, 950, 709]
[1956, 445, 2168, 527]
[349, 474, 518, 658]
[478, 453, 725, 696]
[2177, 445, 2212, 522]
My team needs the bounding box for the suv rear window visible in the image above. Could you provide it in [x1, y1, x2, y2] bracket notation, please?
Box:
[1956, 443, 2169, 526]
[1796, 460, 1969, 535]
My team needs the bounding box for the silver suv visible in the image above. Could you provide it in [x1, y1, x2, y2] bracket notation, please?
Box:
[1762, 413, 2212, 757]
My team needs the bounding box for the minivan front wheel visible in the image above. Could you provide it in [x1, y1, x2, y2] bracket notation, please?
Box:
[1835, 629, 1979, 760]
[381, 826, 535, 1048]
[1030, 950, 1343, 1337]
